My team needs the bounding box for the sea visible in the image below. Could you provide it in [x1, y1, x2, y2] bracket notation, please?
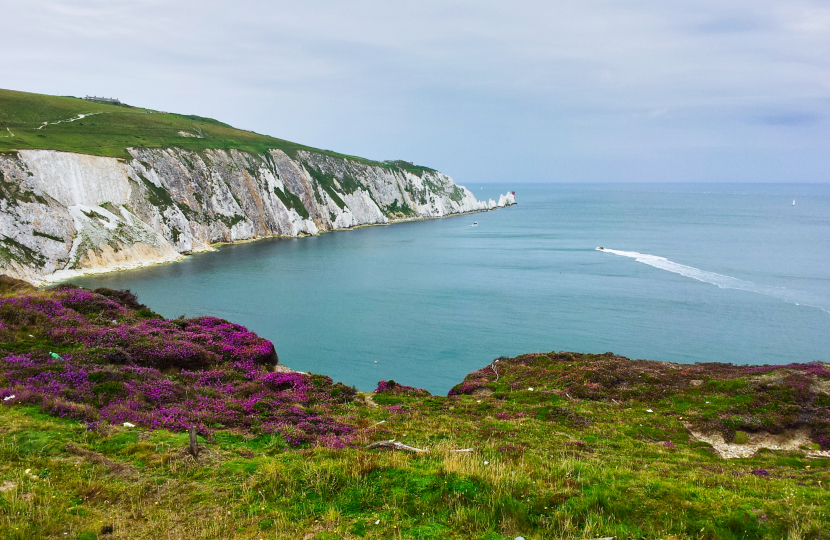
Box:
[72, 183, 830, 395]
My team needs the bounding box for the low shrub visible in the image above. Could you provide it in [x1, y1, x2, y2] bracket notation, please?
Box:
[0, 285, 355, 446]
[375, 379, 430, 397]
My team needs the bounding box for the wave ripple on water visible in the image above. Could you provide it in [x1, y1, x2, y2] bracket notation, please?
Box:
[599, 248, 830, 314]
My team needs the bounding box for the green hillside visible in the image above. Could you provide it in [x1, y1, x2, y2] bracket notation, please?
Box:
[0, 279, 828, 539]
[0, 89, 433, 176]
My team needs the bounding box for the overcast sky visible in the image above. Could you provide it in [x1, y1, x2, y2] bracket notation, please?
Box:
[4, 0, 830, 182]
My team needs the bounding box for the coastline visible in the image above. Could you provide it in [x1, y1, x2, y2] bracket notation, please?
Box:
[40, 201, 516, 287]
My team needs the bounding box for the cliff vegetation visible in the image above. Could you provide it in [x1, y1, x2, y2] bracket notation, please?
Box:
[0, 89, 515, 285]
[0, 89, 374, 164]
[0, 281, 828, 539]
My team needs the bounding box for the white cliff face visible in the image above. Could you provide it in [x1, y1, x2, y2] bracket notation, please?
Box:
[18, 150, 132, 207]
[0, 148, 515, 284]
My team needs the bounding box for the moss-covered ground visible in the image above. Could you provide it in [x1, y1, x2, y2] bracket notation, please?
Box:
[0, 279, 828, 539]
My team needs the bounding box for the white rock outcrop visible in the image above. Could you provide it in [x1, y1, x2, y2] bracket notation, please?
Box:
[0, 148, 515, 284]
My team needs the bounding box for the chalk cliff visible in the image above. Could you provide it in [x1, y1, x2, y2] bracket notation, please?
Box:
[0, 147, 515, 284]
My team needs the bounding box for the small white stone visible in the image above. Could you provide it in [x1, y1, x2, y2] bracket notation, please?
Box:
[375, 519, 380, 525]
[483, 461, 490, 465]
[646, 409, 654, 413]
[123, 422, 135, 428]
[528, 387, 534, 391]
[3, 395, 15, 401]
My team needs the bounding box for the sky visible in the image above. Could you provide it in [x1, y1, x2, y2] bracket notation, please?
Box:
[3, 0, 830, 183]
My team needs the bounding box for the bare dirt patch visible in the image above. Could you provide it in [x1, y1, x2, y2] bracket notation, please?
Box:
[687, 426, 814, 459]
[273, 363, 305, 374]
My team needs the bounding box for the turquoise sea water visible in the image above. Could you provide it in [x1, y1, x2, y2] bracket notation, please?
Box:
[72, 184, 830, 394]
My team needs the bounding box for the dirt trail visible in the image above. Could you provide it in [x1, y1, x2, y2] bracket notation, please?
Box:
[37, 111, 103, 129]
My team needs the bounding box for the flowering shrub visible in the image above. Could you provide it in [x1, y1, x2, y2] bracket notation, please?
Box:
[449, 351, 830, 450]
[374, 380, 429, 397]
[447, 378, 487, 397]
[0, 285, 356, 446]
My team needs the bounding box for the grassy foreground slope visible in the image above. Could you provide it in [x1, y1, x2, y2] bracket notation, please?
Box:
[0, 279, 828, 540]
[0, 89, 432, 174]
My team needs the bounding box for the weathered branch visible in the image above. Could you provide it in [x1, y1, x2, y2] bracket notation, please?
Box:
[364, 440, 475, 454]
[365, 440, 427, 453]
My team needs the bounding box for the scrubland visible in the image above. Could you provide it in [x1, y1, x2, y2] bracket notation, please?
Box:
[0, 278, 828, 539]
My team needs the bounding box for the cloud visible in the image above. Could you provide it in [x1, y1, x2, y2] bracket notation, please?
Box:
[2, 0, 830, 182]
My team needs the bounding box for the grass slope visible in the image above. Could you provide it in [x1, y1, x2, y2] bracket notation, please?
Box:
[0, 88, 434, 176]
[0, 280, 828, 539]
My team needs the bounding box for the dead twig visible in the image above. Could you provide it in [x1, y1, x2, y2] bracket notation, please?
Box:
[365, 440, 427, 453]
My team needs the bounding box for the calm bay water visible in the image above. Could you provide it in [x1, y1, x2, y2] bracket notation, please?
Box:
[72, 183, 830, 394]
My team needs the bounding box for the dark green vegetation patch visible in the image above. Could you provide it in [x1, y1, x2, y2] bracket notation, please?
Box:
[273, 185, 310, 219]
[303, 163, 348, 209]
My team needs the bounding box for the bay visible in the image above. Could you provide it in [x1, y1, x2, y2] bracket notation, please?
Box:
[72, 183, 830, 394]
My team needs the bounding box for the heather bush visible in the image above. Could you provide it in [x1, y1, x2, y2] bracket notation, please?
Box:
[447, 351, 830, 449]
[374, 379, 430, 397]
[93, 287, 148, 311]
[0, 286, 355, 445]
[1, 284, 828, 539]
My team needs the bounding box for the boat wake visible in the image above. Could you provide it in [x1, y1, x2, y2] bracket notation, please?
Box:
[598, 248, 830, 314]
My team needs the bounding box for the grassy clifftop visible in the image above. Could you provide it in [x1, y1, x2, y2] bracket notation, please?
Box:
[0, 280, 828, 539]
[0, 89, 313, 159]
[0, 89, 435, 176]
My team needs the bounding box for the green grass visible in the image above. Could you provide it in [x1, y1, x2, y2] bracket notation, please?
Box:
[0, 88, 389, 167]
[303, 164, 348, 209]
[273, 186, 310, 219]
[1, 278, 828, 539]
[2, 376, 828, 539]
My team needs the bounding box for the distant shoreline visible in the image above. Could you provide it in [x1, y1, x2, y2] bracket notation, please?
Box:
[41, 201, 517, 287]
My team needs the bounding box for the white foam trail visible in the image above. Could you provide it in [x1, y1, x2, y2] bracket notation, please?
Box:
[599, 248, 830, 314]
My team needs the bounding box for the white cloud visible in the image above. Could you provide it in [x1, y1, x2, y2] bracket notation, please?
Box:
[3, 0, 829, 182]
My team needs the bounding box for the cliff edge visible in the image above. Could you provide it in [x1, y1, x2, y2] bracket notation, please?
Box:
[0, 89, 515, 284]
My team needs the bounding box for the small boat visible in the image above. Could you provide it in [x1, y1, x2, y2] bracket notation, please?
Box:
[792, 200, 795, 206]
[472, 222, 478, 226]
[595, 247, 604, 251]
